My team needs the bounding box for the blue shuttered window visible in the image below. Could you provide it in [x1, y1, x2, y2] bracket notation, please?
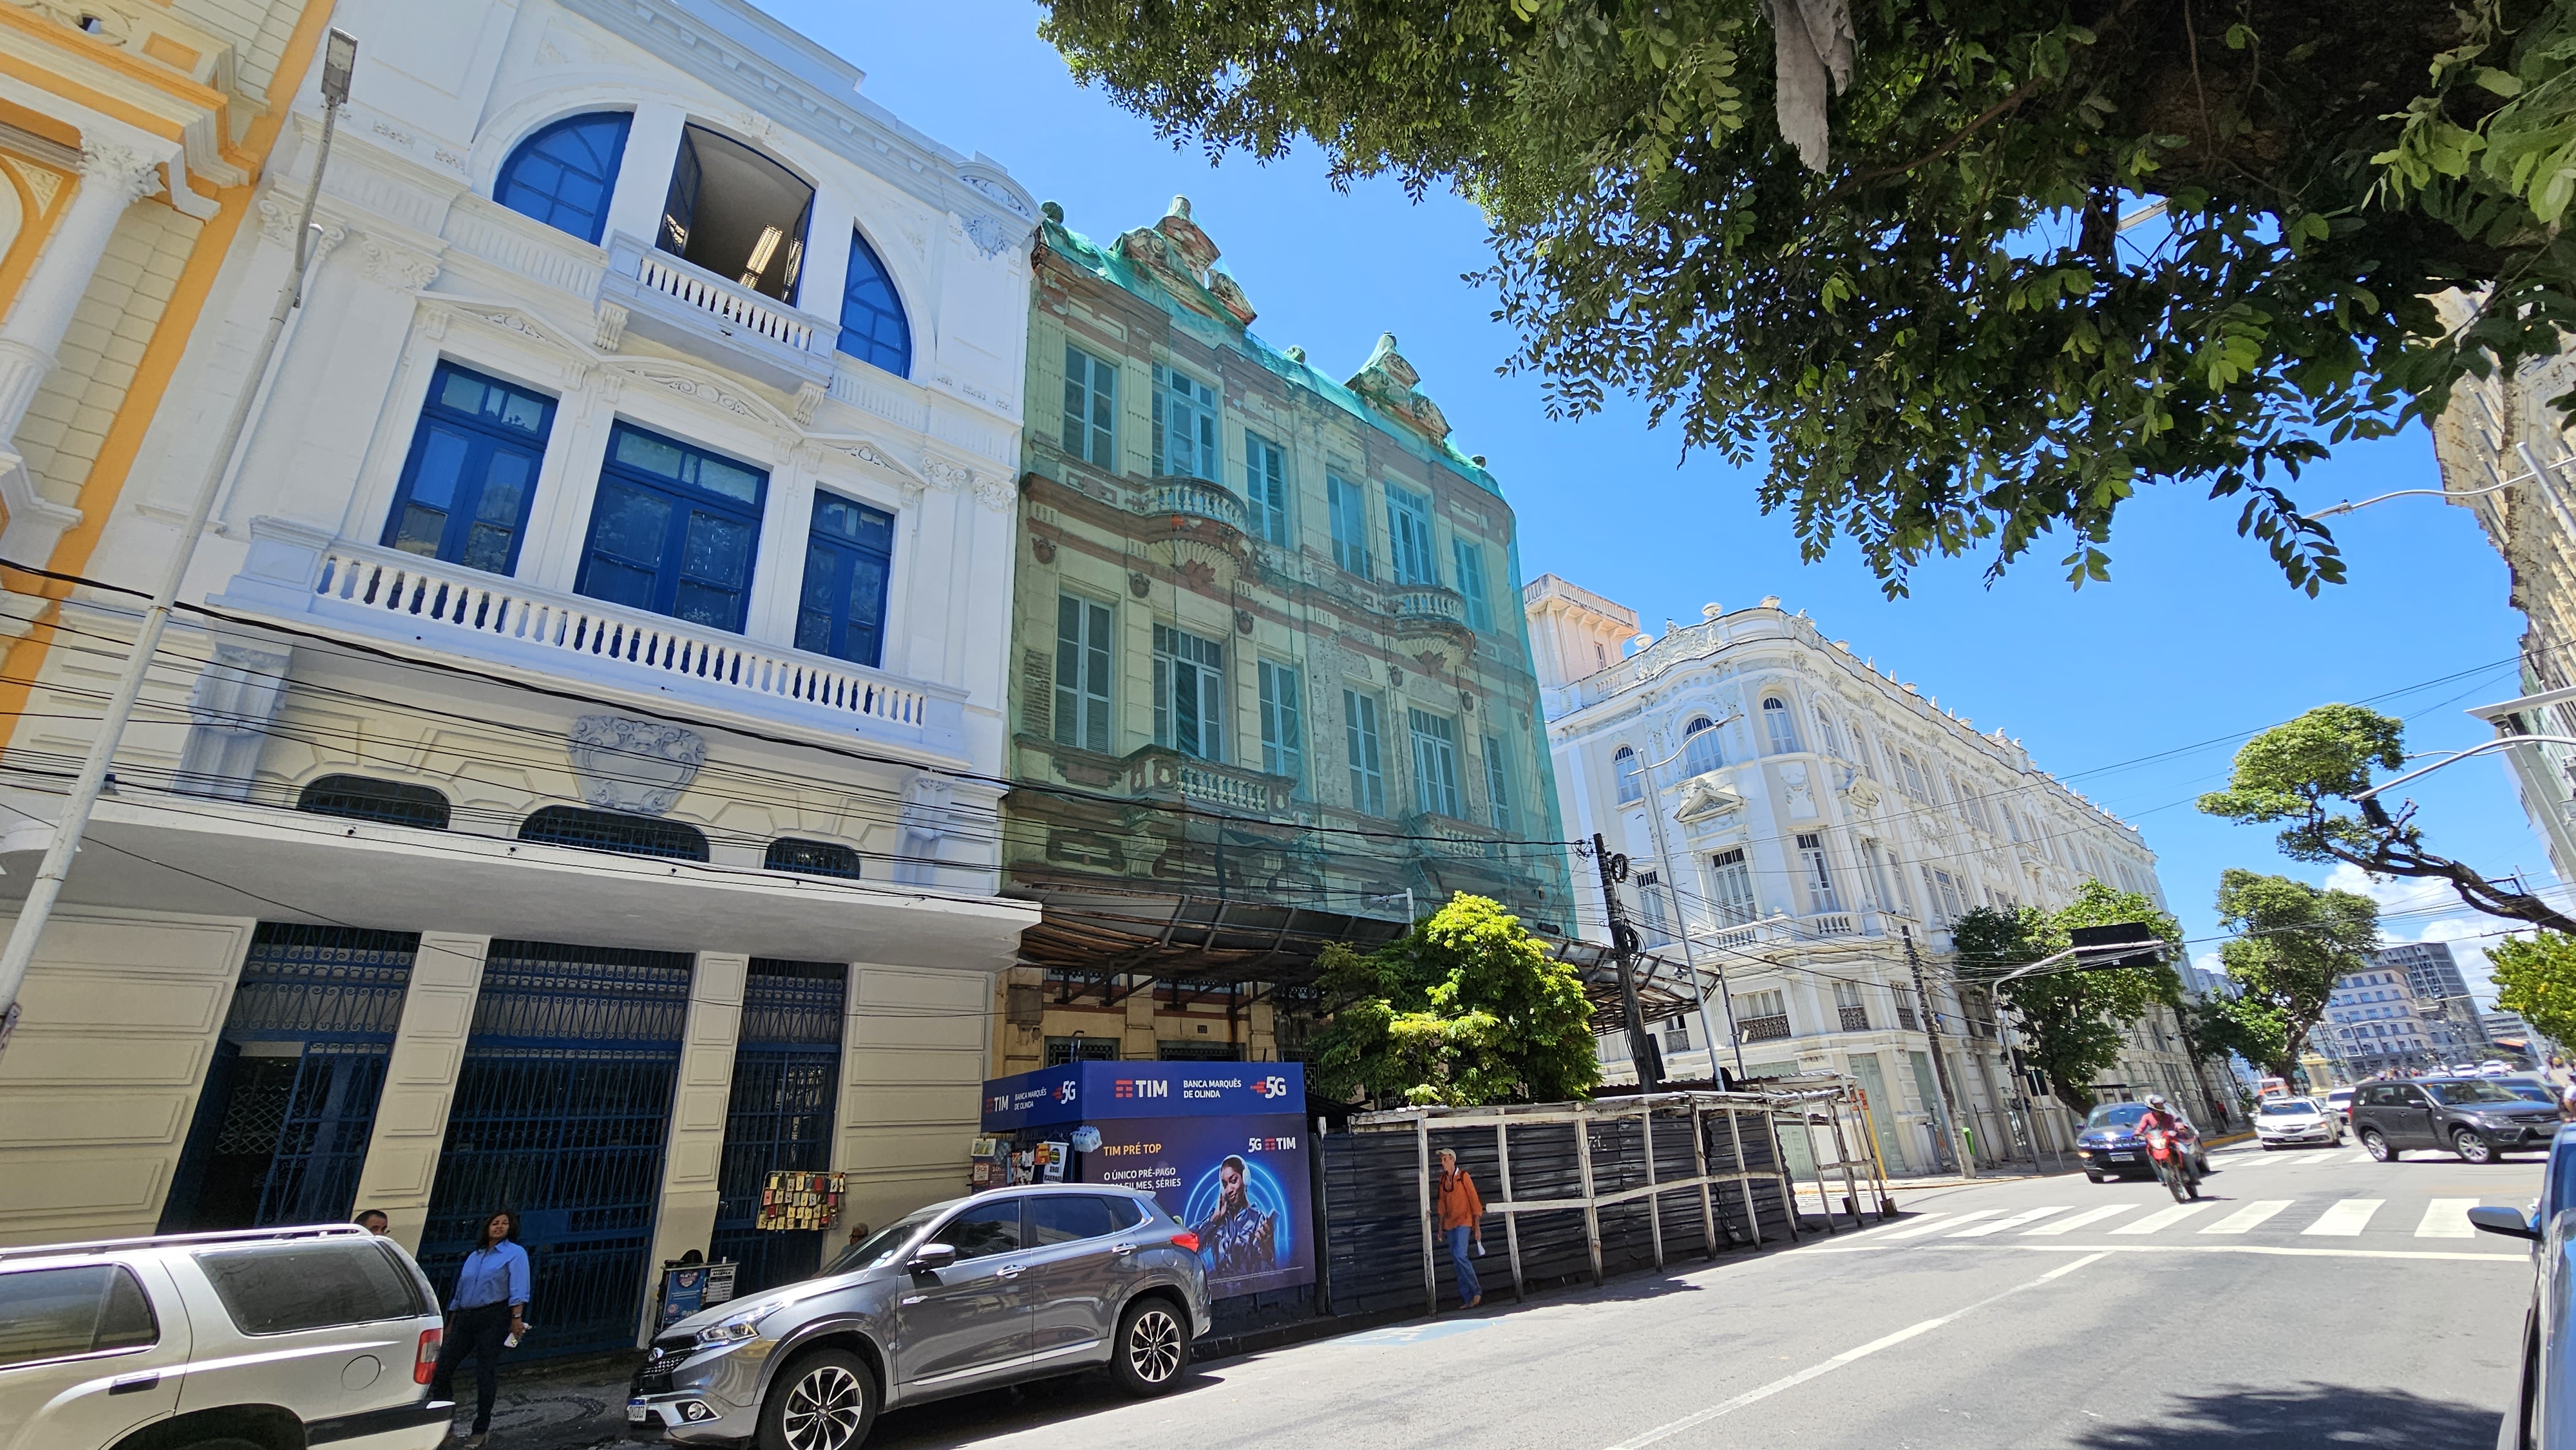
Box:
[837, 229, 913, 376]
[1244, 430, 1290, 543]
[796, 492, 895, 668]
[1327, 472, 1371, 576]
[384, 362, 553, 576]
[496, 113, 630, 244]
[576, 423, 767, 634]
[1151, 366, 1218, 480]
[1387, 484, 1437, 586]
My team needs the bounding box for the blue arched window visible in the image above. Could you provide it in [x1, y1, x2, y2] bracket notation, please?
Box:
[837, 229, 912, 375]
[495, 112, 631, 244]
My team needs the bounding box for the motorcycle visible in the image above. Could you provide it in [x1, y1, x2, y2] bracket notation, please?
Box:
[2146, 1126, 2199, 1203]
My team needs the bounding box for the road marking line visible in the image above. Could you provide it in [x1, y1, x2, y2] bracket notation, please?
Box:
[2024, 1204, 2136, 1236]
[2302, 1199, 2384, 1236]
[1799, 1241, 2524, 1263]
[1950, 1206, 2068, 1237]
[2342, 1151, 2379, 1165]
[2111, 1203, 2210, 1234]
[2201, 1200, 2293, 1234]
[2220, 1155, 2282, 1169]
[1595, 1254, 2107, 1450]
[1877, 1210, 1992, 1240]
[2416, 1200, 2481, 1239]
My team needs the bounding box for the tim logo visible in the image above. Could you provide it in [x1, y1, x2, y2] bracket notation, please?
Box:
[1254, 1075, 1291, 1100]
[1113, 1078, 1169, 1100]
[1054, 1080, 1077, 1104]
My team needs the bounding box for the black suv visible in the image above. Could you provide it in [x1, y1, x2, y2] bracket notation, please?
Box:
[2351, 1077, 2563, 1163]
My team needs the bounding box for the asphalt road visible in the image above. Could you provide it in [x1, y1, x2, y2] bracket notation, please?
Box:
[853, 1141, 2537, 1450]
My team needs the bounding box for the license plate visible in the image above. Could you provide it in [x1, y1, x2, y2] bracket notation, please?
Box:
[628, 1404, 649, 1425]
[2108, 1152, 2136, 1162]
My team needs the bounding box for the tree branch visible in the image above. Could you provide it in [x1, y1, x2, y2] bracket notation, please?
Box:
[2325, 840, 2576, 934]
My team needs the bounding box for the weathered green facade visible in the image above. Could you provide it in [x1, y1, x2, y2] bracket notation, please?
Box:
[994, 198, 1571, 1068]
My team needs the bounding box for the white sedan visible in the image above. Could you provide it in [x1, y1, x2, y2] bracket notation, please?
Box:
[2255, 1095, 2344, 1149]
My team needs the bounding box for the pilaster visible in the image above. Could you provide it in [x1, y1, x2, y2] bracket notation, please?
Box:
[641, 950, 747, 1336]
[351, 932, 491, 1251]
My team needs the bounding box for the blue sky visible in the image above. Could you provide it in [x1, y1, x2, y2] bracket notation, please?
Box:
[784, 0, 2544, 1006]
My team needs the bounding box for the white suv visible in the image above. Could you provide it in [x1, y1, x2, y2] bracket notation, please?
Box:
[0, 1224, 453, 1450]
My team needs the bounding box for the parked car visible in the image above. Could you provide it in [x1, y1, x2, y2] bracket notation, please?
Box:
[2469, 1124, 2576, 1448]
[0, 1223, 450, 1450]
[2074, 1101, 2212, 1183]
[2324, 1086, 2357, 1123]
[630, 1184, 1211, 1447]
[2353, 1077, 2566, 1163]
[2254, 1095, 2344, 1150]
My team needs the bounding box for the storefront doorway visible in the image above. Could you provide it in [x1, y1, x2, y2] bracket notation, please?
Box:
[419, 942, 692, 1357]
[160, 925, 417, 1232]
[711, 959, 845, 1295]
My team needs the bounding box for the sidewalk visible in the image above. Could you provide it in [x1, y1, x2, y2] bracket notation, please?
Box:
[440, 1354, 638, 1450]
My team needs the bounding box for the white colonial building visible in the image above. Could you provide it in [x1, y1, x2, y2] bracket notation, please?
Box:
[1526, 578, 2232, 1174]
[0, 0, 1039, 1353]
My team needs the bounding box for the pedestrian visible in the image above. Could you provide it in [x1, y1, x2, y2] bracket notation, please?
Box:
[355, 1209, 390, 1235]
[431, 1209, 529, 1449]
[1434, 1147, 1486, 1311]
[846, 1219, 872, 1249]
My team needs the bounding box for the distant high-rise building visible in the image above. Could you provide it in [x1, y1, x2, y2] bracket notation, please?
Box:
[2320, 962, 2444, 1075]
[2371, 941, 2490, 1060]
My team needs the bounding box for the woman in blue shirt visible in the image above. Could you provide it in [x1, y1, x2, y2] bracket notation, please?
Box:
[430, 1209, 530, 1447]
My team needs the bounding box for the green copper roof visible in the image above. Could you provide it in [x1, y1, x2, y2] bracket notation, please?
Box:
[1041, 213, 1507, 502]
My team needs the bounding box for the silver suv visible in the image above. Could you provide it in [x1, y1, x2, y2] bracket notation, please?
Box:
[0, 1224, 451, 1450]
[630, 1185, 1211, 1447]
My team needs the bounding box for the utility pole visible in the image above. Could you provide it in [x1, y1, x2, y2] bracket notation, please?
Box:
[1631, 726, 1741, 1083]
[1906, 933, 1975, 1178]
[0, 32, 361, 1057]
[1591, 833, 1664, 1092]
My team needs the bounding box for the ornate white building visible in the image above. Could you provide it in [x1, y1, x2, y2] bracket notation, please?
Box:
[1526, 578, 2230, 1173]
[0, 0, 1039, 1354]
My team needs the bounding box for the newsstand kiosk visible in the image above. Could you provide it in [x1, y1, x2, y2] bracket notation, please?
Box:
[976, 1060, 1314, 1299]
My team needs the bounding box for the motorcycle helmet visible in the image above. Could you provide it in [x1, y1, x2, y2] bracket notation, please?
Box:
[2144, 1094, 2168, 1109]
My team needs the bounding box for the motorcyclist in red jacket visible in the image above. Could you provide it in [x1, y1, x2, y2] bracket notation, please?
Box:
[2137, 1094, 2201, 1183]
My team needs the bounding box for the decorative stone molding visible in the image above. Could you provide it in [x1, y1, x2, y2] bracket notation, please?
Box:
[961, 214, 1011, 261]
[567, 713, 706, 816]
[1113, 196, 1255, 327]
[175, 641, 293, 802]
[78, 140, 165, 207]
[819, 436, 929, 498]
[358, 236, 441, 291]
[594, 301, 630, 351]
[634, 368, 764, 422]
[792, 380, 826, 426]
[1345, 333, 1452, 443]
[255, 190, 345, 255]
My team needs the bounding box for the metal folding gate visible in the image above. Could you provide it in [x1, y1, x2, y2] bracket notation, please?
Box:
[710, 960, 846, 1295]
[419, 941, 692, 1357]
[162, 925, 417, 1232]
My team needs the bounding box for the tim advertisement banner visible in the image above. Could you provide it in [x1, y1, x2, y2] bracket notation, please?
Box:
[980, 1061, 1312, 1299]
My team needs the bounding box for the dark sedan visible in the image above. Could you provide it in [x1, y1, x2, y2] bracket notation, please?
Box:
[2074, 1100, 2211, 1183]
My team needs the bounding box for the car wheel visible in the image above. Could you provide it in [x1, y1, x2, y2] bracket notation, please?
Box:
[2360, 1129, 2395, 1162]
[2455, 1129, 2497, 1165]
[1112, 1296, 1189, 1396]
[759, 1347, 877, 1450]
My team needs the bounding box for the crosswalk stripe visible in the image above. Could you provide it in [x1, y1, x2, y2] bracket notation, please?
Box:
[2219, 1156, 2281, 1170]
[2024, 1204, 2136, 1236]
[1951, 1207, 2068, 1237]
[2416, 1200, 2482, 1239]
[2201, 1200, 2293, 1234]
[2302, 1199, 2384, 1236]
[2112, 1203, 2211, 1234]
[1878, 1210, 1994, 1240]
[2341, 1151, 2378, 1165]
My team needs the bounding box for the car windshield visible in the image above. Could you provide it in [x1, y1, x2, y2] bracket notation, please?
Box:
[2260, 1098, 2318, 1116]
[818, 1208, 942, 1277]
[2495, 1078, 2556, 1101]
[2427, 1080, 2537, 1106]
[2085, 1104, 2151, 1129]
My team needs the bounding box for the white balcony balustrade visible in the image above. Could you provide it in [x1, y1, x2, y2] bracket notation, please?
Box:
[599, 234, 840, 394]
[214, 521, 967, 757]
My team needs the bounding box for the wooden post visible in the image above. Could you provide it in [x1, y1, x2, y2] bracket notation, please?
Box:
[1574, 1105, 1605, 1285]
[1690, 1098, 1718, 1260]
[1802, 1106, 1835, 1235]
[1643, 1097, 1664, 1270]
[1416, 1114, 1437, 1315]
[1724, 1106, 1762, 1245]
[1496, 1117, 1526, 1303]
[1829, 1104, 1864, 1230]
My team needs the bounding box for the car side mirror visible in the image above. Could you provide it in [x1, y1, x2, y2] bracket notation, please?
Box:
[2468, 1205, 2541, 1242]
[907, 1243, 958, 1276]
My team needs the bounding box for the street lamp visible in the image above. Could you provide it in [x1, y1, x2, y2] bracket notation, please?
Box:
[0, 29, 360, 1055]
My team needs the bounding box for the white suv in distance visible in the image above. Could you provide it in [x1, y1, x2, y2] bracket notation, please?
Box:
[0, 1224, 453, 1450]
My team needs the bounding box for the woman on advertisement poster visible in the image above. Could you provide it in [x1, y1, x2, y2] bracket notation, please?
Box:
[1189, 1154, 1278, 1285]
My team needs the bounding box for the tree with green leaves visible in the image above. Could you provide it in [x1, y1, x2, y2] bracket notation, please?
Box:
[1953, 880, 2182, 1114]
[2488, 932, 2576, 1055]
[2198, 868, 2380, 1081]
[1305, 892, 1601, 1107]
[2197, 703, 2576, 932]
[1037, 0, 2576, 596]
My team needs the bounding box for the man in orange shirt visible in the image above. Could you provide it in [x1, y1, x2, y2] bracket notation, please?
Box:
[1435, 1147, 1486, 1310]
